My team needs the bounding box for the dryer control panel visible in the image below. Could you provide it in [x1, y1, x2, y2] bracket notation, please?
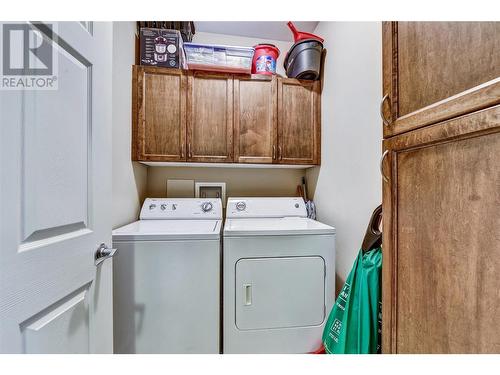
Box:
[140, 198, 222, 220]
[226, 197, 307, 218]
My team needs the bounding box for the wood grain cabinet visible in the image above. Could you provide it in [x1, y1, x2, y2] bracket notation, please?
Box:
[278, 77, 321, 165]
[381, 22, 500, 354]
[132, 66, 322, 166]
[382, 22, 500, 137]
[234, 75, 277, 164]
[133, 66, 187, 161]
[187, 71, 234, 162]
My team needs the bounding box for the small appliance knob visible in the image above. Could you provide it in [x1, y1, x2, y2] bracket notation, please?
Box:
[160, 204, 167, 210]
[236, 201, 246, 211]
[149, 204, 156, 210]
[202, 202, 213, 212]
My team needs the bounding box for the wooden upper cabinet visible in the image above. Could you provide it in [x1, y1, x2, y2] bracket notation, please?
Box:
[187, 72, 233, 162]
[382, 22, 500, 137]
[132, 66, 321, 165]
[134, 66, 187, 161]
[381, 105, 500, 353]
[278, 78, 321, 165]
[234, 76, 277, 164]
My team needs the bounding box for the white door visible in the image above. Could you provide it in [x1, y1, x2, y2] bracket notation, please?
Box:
[0, 22, 113, 353]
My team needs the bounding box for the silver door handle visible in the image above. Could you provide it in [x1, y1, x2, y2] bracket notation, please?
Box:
[380, 150, 389, 183]
[95, 243, 117, 266]
[272, 145, 276, 160]
[380, 94, 391, 127]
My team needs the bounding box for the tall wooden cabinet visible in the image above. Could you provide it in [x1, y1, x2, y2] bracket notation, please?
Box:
[132, 66, 321, 166]
[381, 22, 500, 354]
[381, 22, 500, 137]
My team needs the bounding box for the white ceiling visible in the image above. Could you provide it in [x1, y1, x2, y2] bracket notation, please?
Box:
[194, 22, 319, 42]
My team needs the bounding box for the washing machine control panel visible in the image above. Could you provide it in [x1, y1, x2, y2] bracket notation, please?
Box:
[140, 198, 222, 220]
[226, 197, 307, 218]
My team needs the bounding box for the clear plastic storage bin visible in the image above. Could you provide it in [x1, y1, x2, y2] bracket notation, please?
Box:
[183, 43, 255, 74]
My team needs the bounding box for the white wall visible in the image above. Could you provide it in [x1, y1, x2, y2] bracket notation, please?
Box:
[306, 22, 382, 293]
[112, 22, 148, 229]
[148, 167, 305, 198]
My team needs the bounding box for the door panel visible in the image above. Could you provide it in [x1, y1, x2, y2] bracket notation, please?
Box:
[136, 67, 186, 161]
[235, 257, 325, 330]
[22, 43, 90, 244]
[234, 76, 277, 164]
[382, 22, 500, 137]
[278, 78, 320, 164]
[0, 22, 113, 353]
[21, 286, 91, 354]
[187, 72, 233, 162]
[382, 106, 500, 353]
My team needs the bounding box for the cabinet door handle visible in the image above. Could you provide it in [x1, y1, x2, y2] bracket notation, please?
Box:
[188, 143, 192, 158]
[380, 149, 389, 183]
[380, 94, 391, 127]
[272, 145, 276, 160]
[278, 146, 282, 160]
[180, 144, 185, 158]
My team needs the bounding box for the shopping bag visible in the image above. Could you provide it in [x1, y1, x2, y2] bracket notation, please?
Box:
[322, 247, 382, 354]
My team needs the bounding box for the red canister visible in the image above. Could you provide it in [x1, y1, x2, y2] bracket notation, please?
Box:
[252, 44, 280, 75]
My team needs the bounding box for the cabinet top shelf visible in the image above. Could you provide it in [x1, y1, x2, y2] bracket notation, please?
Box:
[133, 65, 321, 85]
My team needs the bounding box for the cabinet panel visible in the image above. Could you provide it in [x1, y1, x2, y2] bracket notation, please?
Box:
[135, 67, 186, 161]
[382, 106, 500, 353]
[382, 22, 500, 137]
[234, 76, 277, 164]
[187, 72, 233, 162]
[278, 78, 320, 165]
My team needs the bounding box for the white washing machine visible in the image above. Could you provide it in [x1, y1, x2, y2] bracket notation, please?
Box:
[223, 197, 336, 353]
[112, 198, 222, 354]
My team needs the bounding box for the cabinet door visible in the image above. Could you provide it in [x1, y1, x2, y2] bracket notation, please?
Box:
[187, 72, 233, 162]
[381, 105, 500, 353]
[382, 22, 500, 138]
[234, 76, 277, 164]
[278, 78, 320, 165]
[134, 66, 187, 161]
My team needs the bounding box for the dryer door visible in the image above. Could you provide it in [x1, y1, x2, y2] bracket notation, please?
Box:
[235, 256, 325, 330]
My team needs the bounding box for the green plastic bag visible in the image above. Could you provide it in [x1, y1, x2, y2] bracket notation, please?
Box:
[322, 247, 382, 354]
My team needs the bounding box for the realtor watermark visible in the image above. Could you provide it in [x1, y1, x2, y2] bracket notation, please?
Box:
[0, 22, 58, 90]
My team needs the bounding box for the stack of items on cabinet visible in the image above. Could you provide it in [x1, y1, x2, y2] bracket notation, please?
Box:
[138, 21, 324, 79]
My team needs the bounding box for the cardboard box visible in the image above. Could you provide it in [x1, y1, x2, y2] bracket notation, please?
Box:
[139, 28, 186, 68]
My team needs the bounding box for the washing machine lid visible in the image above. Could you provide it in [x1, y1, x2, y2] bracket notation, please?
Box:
[223, 217, 335, 237]
[112, 219, 222, 241]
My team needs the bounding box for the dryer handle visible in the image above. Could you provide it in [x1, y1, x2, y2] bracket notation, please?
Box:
[244, 284, 252, 306]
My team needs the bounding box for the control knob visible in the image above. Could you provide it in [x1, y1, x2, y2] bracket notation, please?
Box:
[235, 201, 246, 211]
[201, 202, 213, 212]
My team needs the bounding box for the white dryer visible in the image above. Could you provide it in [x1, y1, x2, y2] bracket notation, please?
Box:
[223, 197, 336, 353]
[112, 198, 222, 354]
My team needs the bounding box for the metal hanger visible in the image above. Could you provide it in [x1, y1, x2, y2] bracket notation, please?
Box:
[361, 205, 382, 253]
